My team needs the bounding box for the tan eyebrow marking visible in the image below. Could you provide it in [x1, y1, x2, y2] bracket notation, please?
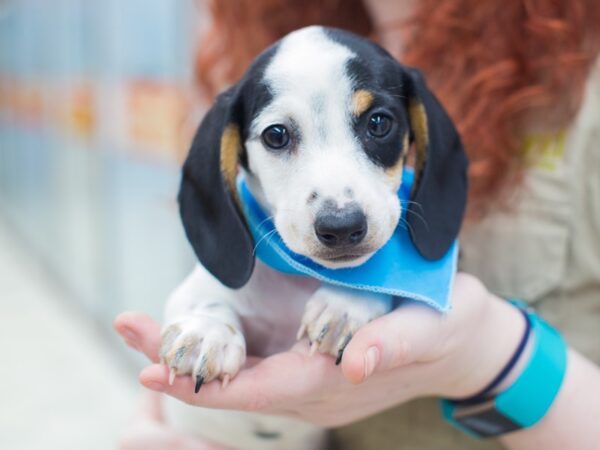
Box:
[351, 89, 374, 116]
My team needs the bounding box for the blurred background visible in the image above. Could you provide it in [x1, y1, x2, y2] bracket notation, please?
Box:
[0, 0, 204, 448]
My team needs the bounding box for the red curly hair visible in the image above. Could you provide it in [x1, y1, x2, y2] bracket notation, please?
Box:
[195, 0, 600, 214]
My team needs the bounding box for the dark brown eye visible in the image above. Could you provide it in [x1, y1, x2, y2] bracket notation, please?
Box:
[261, 125, 290, 149]
[367, 113, 392, 138]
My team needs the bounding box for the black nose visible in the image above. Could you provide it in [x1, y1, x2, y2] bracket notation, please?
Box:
[314, 206, 368, 248]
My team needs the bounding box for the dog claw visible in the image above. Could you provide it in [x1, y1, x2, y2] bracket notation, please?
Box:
[309, 324, 330, 356]
[221, 374, 230, 390]
[335, 349, 344, 365]
[335, 333, 353, 365]
[169, 367, 176, 385]
[195, 375, 204, 393]
[317, 324, 329, 342]
[296, 324, 307, 340]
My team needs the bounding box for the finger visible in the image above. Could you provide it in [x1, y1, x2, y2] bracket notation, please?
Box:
[121, 394, 230, 450]
[137, 390, 164, 421]
[114, 312, 162, 363]
[139, 347, 339, 412]
[340, 302, 442, 384]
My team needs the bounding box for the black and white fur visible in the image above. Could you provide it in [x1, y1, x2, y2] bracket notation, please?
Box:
[162, 26, 468, 449]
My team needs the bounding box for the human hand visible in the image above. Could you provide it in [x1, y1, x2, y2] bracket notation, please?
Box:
[119, 389, 230, 450]
[114, 273, 525, 427]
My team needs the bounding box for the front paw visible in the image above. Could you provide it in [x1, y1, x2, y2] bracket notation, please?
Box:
[160, 316, 246, 392]
[298, 287, 392, 364]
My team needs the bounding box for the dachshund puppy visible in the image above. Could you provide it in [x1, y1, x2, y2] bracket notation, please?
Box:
[161, 26, 467, 449]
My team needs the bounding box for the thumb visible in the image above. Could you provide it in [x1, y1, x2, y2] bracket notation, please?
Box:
[340, 303, 443, 384]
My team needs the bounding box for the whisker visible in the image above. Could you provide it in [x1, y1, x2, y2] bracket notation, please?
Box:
[396, 219, 408, 232]
[404, 209, 429, 230]
[253, 229, 277, 254]
[399, 216, 415, 237]
[399, 200, 429, 230]
[265, 229, 282, 246]
[256, 215, 275, 228]
[399, 199, 424, 211]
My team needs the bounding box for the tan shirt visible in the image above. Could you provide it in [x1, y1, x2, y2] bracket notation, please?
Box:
[332, 64, 600, 449]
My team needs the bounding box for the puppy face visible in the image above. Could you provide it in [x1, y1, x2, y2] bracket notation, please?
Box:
[179, 26, 467, 288]
[243, 27, 409, 268]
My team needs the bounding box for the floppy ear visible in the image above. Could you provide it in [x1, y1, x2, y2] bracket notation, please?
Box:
[403, 68, 469, 260]
[178, 88, 254, 288]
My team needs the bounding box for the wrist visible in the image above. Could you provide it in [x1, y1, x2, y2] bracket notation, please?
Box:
[440, 304, 568, 439]
[441, 295, 527, 399]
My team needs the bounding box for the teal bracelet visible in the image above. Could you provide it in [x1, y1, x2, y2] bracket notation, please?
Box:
[440, 303, 567, 438]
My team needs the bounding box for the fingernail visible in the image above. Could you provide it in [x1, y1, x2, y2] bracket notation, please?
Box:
[364, 347, 380, 380]
[144, 380, 165, 392]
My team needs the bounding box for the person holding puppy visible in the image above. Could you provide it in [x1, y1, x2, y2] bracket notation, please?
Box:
[115, 1, 600, 449]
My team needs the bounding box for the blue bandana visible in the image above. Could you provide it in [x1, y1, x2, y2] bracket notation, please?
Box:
[237, 169, 456, 312]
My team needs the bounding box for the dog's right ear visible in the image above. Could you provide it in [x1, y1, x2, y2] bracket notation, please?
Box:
[178, 88, 254, 288]
[402, 67, 469, 261]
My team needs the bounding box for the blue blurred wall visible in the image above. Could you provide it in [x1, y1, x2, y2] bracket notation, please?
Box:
[0, 0, 200, 326]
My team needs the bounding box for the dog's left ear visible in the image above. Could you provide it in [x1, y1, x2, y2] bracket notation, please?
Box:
[403, 68, 469, 260]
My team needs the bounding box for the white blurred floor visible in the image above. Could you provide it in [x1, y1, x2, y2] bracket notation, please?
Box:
[0, 220, 139, 450]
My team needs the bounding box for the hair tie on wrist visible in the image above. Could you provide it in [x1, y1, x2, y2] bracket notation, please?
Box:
[453, 305, 532, 405]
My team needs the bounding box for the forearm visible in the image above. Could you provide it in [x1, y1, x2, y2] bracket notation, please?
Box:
[500, 349, 600, 450]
